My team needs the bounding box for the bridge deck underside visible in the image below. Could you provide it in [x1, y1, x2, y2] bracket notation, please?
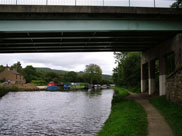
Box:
[0, 31, 178, 53]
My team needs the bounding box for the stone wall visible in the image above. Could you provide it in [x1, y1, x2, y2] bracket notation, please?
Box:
[166, 66, 182, 105]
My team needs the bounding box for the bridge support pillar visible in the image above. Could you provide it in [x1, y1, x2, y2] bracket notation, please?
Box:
[159, 56, 167, 96]
[141, 33, 182, 96]
[141, 63, 147, 93]
[148, 60, 156, 95]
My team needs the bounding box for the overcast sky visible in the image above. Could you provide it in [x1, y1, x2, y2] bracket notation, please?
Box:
[0, 52, 117, 75]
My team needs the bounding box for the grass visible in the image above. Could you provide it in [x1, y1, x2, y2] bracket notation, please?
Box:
[97, 87, 148, 136]
[127, 87, 141, 94]
[0, 85, 19, 97]
[150, 96, 182, 136]
[119, 86, 141, 94]
[70, 85, 85, 89]
[112, 87, 129, 96]
[0, 85, 42, 98]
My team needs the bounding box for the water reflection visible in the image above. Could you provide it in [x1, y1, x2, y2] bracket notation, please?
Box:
[0, 89, 113, 136]
[85, 89, 102, 97]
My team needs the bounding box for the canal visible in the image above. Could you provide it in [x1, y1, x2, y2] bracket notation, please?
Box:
[0, 89, 113, 136]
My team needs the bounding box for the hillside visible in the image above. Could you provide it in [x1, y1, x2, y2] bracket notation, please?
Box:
[36, 67, 66, 74]
[36, 67, 112, 81]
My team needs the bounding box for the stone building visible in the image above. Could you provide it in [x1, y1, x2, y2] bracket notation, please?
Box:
[0, 66, 26, 84]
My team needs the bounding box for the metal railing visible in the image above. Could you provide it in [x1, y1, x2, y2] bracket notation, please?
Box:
[0, 0, 176, 7]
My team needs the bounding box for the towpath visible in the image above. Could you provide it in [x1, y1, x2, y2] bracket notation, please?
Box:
[127, 92, 174, 136]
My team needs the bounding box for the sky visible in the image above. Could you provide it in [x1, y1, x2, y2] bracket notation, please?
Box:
[0, 52, 117, 75]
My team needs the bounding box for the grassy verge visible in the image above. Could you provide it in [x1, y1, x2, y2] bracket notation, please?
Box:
[97, 87, 148, 136]
[127, 87, 141, 93]
[70, 85, 85, 89]
[150, 96, 182, 136]
[119, 86, 141, 93]
[0, 85, 19, 97]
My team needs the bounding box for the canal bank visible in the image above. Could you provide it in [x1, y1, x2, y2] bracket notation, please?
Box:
[97, 87, 148, 136]
[0, 84, 87, 98]
[0, 85, 43, 97]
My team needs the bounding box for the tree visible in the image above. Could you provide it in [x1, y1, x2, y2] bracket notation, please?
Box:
[10, 61, 23, 73]
[64, 71, 78, 82]
[0, 65, 5, 72]
[23, 65, 38, 83]
[44, 72, 63, 84]
[171, 0, 182, 8]
[84, 64, 102, 84]
[113, 52, 141, 89]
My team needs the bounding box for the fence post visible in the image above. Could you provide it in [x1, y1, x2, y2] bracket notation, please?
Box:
[16, 0, 17, 5]
[129, 0, 130, 6]
[46, 0, 48, 5]
[75, 0, 77, 6]
[103, 0, 104, 6]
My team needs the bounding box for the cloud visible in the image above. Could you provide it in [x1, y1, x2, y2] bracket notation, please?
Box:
[0, 52, 117, 75]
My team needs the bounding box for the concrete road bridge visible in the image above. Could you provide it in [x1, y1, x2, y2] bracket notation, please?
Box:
[0, 5, 182, 96]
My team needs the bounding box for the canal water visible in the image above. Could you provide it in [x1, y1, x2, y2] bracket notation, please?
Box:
[0, 89, 113, 136]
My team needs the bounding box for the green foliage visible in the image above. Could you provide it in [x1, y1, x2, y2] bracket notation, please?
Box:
[10, 61, 23, 74]
[23, 65, 39, 83]
[113, 52, 141, 89]
[150, 96, 182, 136]
[97, 87, 148, 136]
[64, 71, 78, 82]
[0, 77, 6, 83]
[0, 65, 5, 72]
[112, 87, 129, 104]
[31, 80, 47, 86]
[36, 67, 66, 74]
[85, 64, 102, 84]
[44, 72, 63, 84]
[171, 0, 182, 8]
[101, 79, 113, 85]
[120, 86, 141, 94]
[0, 85, 19, 97]
[70, 85, 85, 89]
[23, 65, 63, 84]
[0, 85, 9, 97]
[36, 67, 112, 83]
[102, 74, 112, 81]
[1, 61, 109, 84]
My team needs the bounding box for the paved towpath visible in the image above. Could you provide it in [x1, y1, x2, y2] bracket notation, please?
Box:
[127, 92, 174, 136]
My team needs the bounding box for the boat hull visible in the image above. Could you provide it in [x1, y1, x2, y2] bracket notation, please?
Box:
[47, 86, 59, 91]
